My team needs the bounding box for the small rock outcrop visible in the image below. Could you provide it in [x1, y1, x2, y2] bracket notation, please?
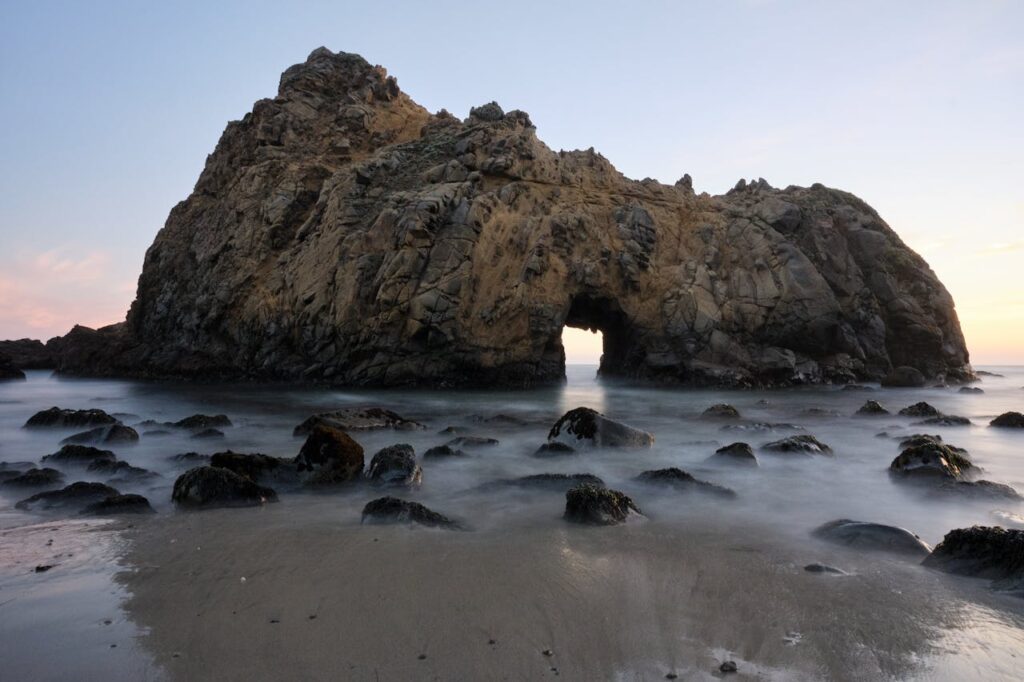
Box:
[856, 400, 889, 416]
[25, 48, 971, 388]
[812, 518, 932, 557]
[534, 442, 576, 457]
[762, 435, 832, 455]
[889, 443, 974, 480]
[635, 468, 736, 498]
[922, 526, 1024, 594]
[366, 444, 422, 487]
[703, 404, 740, 419]
[361, 496, 460, 529]
[294, 424, 364, 484]
[60, 424, 140, 446]
[209, 451, 298, 486]
[24, 407, 117, 429]
[483, 473, 605, 492]
[171, 466, 278, 508]
[41, 444, 117, 467]
[991, 412, 1024, 428]
[444, 436, 498, 449]
[293, 407, 425, 435]
[898, 402, 939, 417]
[174, 414, 232, 430]
[422, 445, 465, 459]
[936, 480, 1021, 500]
[711, 442, 758, 465]
[1, 467, 65, 488]
[82, 493, 156, 515]
[15, 482, 121, 512]
[547, 407, 653, 448]
[564, 484, 643, 525]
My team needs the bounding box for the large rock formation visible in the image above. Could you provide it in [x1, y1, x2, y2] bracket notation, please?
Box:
[36, 48, 972, 387]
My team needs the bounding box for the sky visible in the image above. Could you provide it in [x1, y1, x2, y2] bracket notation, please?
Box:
[0, 1, 1021, 365]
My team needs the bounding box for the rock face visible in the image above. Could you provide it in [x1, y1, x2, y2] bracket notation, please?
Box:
[60, 424, 140, 446]
[991, 412, 1024, 428]
[15, 482, 120, 512]
[34, 48, 970, 388]
[889, 443, 974, 480]
[366, 444, 422, 487]
[634, 468, 736, 497]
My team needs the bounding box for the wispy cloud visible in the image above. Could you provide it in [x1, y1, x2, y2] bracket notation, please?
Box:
[976, 240, 1024, 255]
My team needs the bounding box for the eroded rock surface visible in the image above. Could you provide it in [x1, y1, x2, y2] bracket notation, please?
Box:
[812, 518, 931, 557]
[29, 48, 970, 388]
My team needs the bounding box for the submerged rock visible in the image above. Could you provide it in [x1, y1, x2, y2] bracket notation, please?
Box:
[922, 526, 1024, 594]
[60, 424, 139, 445]
[15, 482, 120, 512]
[534, 442, 576, 457]
[484, 473, 605, 492]
[703, 404, 740, 419]
[294, 424, 364, 485]
[762, 435, 832, 455]
[991, 412, 1024, 428]
[918, 415, 971, 427]
[293, 407, 425, 436]
[1, 467, 65, 488]
[210, 451, 298, 486]
[190, 428, 225, 439]
[366, 444, 422, 487]
[898, 402, 939, 418]
[804, 563, 846, 575]
[171, 466, 277, 508]
[935, 480, 1022, 500]
[842, 384, 874, 391]
[812, 518, 931, 557]
[711, 442, 758, 466]
[548, 407, 653, 448]
[444, 436, 499, 449]
[422, 445, 466, 459]
[959, 387, 983, 394]
[564, 484, 643, 525]
[882, 366, 927, 388]
[856, 400, 889, 416]
[174, 414, 232, 430]
[635, 468, 736, 498]
[889, 443, 974, 480]
[41, 444, 117, 467]
[361, 496, 460, 529]
[87, 460, 159, 482]
[82, 493, 155, 515]
[24, 407, 118, 429]
[169, 452, 211, 465]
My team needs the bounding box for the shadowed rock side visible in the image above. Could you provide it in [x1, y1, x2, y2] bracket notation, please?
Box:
[42, 48, 971, 387]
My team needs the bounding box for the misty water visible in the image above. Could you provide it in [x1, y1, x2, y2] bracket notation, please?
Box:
[2, 366, 1024, 680]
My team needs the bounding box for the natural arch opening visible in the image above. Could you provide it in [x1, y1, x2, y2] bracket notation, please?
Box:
[554, 294, 638, 379]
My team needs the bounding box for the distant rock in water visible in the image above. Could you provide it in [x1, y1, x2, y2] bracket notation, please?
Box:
[958, 386, 983, 394]
[564, 484, 643, 526]
[294, 424, 364, 485]
[635, 468, 736, 498]
[422, 444, 466, 459]
[533, 442, 576, 457]
[82, 493, 156, 515]
[15, 482, 120, 513]
[60, 424, 139, 446]
[812, 519, 932, 557]
[172, 466, 277, 508]
[889, 443, 974, 480]
[42, 444, 117, 467]
[548, 407, 653, 448]
[762, 435, 832, 455]
[935, 480, 1022, 501]
[175, 414, 232, 430]
[882, 366, 927, 388]
[361, 496, 461, 529]
[481, 473, 605, 492]
[898, 402, 939, 418]
[856, 400, 889, 416]
[24, 407, 118, 429]
[991, 412, 1024, 428]
[923, 526, 1024, 595]
[1, 467, 65, 489]
[26, 48, 972, 388]
[293, 407, 425, 436]
[366, 444, 422, 487]
[711, 442, 758, 466]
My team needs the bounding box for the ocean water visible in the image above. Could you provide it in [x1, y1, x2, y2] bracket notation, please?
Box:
[1, 365, 1023, 680]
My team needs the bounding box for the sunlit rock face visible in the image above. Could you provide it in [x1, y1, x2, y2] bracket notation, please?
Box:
[55, 48, 972, 387]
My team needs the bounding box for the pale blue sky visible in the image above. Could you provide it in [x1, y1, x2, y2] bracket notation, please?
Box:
[1, 1, 1021, 362]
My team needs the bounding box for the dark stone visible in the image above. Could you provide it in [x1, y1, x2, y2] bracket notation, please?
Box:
[1, 467, 65, 488]
[802, 408, 840, 417]
[889, 443, 974, 480]
[87, 460, 160, 482]
[842, 384, 874, 391]
[82, 493, 156, 515]
[534, 442, 576, 457]
[190, 428, 225, 439]
[24, 407, 117, 429]
[293, 407, 425, 436]
[922, 526, 1024, 593]
[445, 436, 499, 449]
[898, 402, 939, 417]
[564, 484, 643, 525]
[361, 496, 460, 529]
[720, 661, 738, 674]
[959, 387, 983, 394]
[856, 400, 889, 416]
[635, 468, 736, 498]
[422, 445, 466, 459]
[294, 424, 364, 485]
[918, 415, 971, 427]
[897, 434, 945, 449]
[15, 481, 120, 512]
[703, 404, 740, 419]
[804, 563, 846, 574]
[41, 444, 117, 467]
[174, 414, 232, 430]
[366, 444, 422, 487]
[721, 422, 803, 433]
[169, 452, 211, 465]
[812, 518, 931, 557]
[209, 451, 298, 486]
[935, 480, 1022, 500]
[711, 442, 758, 466]
[991, 412, 1024, 428]
[882, 366, 927, 388]
[469, 413, 529, 426]
[60, 424, 140, 445]
[484, 473, 605, 492]
[762, 435, 832, 455]
[171, 466, 277, 508]
[547, 407, 653, 448]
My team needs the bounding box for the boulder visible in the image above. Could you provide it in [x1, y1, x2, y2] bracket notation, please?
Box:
[41, 444, 117, 467]
[547, 407, 653, 448]
[842, 384, 874, 391]
[856, 400, 889, 416]
[935, 480, 1021, 500]
[898, 402, 939, 417]
[761, 435, 832, 455]
[60, 424, 140, 445]
[703, 404, 740, 419]
[483, 473, 605, 492]
[959, 387, 983, 394]
[533, 442, 576, 457]
[711, 442, 758, 466]
[918, 415, 971, 426]
[634, 468, 736, 498]
[169, 452, 211, 465]
[171, 466, 277, 508]
[82, 494, 156, 515]
[564, 484, 643, 525]
[366, 444, 422, 487]
[991, 412, 1024, 428]
[444, 436, 498, 449]
[889, 443, 974, 480]
[87, 460, 160, 482]
[422, 445, 466, 459]
[922, 526, 1024, 593]
[882, 366, 927, 388]
[361, 497, 460, 529]
[1, 467, 65, 488]
[15, 482, 120, 512]
[897, 434, 945, 449]
[293, 407, 425, 436]
[24, 407, 117, 429]
[209, 451, 299, 486]
[190, 428, 225, 439]
[174, 414, 232, 430]
[294, 424, 364, 485]
[812, 518, 931, 557]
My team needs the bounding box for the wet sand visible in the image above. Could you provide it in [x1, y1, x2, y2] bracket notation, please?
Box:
[115, 499, 1024, 681]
